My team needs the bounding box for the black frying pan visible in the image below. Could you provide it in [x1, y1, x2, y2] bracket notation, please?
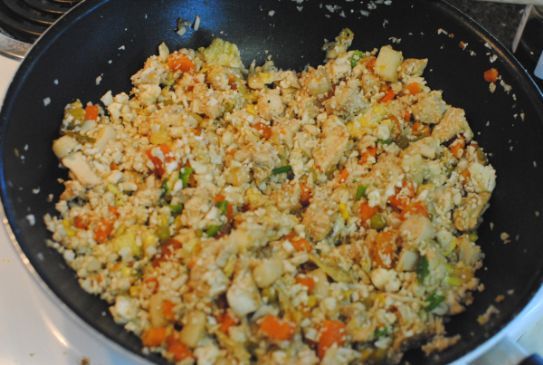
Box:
[1, 1, 543, 364]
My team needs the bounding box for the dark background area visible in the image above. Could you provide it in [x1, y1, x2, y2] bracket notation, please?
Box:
[448, 0, 524, 48]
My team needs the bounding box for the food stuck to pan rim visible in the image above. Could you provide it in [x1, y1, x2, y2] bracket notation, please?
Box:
[45, 29, 496, 364]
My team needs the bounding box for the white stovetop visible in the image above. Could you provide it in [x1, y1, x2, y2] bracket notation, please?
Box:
[0, 56, 542, 365]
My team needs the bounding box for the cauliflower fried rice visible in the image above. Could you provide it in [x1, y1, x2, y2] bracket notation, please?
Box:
[45, 30, 496, 364]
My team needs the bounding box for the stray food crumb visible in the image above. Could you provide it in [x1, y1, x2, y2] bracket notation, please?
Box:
[477, 305, 500, 325]
[193, 15, 201, 31]
[495, 295, 505, 303]
[422, 335, 460, 354]
[488, 83, 496, 93]
[268, 10, 275, 17]
[535, 210, 540, 217]
[458, 41, 468, 50]
[499, 232, 511, 244]
[53, 79, 59, 85]
[118, 45, 126, 51]
[507, 289, 515, 295]
[437, 28, 448, 36]
[43, 97, 51, 107]
[32, 187, 40, 194]
[25, 214, 35, 226]
[489, 222, 494, 231]
[533, 161, 538, 168]
[96, 74, 103, 86]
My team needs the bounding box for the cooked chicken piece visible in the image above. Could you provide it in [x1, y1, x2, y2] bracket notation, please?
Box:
[303, 199, 334, 241]
[313, 117, 349, 173]
[453, 192, 491, 231]
[398, 58, 428, 78]
[412, 91, 447, 125]
[432, 107, 474, 143]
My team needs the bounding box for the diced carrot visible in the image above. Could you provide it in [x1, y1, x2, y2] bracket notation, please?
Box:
[380, 87, 395, 103]
[162, 299, 175, 321]
[285, 232, 313, 252]
[84, 104, 99, 121]
[300, 182, 312, 206]
[225, 203, 234, 221]
[214, 194, 226, 203]
[412, 122, 431, 137]
[403, 109, 412, 122]
[166, 335, 193, 361]
[449, 137, 465, 158]
[141, 327, 167, 347]
[405, 82, 422, 95]
[359, 202, 378, 222]
[167, 53, 195, 73]
[483, 68, 499, 83]
[388, 180, 415, 211]
[318, 320, 346, 358]
[259, 315, 295, 341]
[371, 230, 397, 268]
[218, 311, 238, 334]
[94, 218, 113, 243]
[338, 168, 349, 183]
[295, 276, 315, 292]
[402, 201, 428, 218]
[145, 148, 165, 178]
[252, 122, 272, 139]
[73, 216, 89, 229]
[159, 144, 171, 155]
[359, 146, 377, 165]
[460, 169, 471, 180]
[110, 162, 118, 170]
[364, 57, 376, 72]
[108, 205, 120, 218]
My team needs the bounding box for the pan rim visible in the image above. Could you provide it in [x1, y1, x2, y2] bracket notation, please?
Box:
[0, 0, 542, 364]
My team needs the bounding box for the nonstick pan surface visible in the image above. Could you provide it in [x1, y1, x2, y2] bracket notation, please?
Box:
[1, 1, 543, 364]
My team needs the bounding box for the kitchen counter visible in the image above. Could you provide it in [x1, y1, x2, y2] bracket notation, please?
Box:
[447, 0, 524, 49]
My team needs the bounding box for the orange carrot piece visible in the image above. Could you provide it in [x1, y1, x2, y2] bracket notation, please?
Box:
[167, 53, 195, 73]
[371, 230, 397, 268]
[406, 82, 422, 95]
[94, 219, 113, 243]
[252, 122, 273, 139]
[218, 312, 238, 334]
[84, 104, 99, 121]
[359, 202, 378, 222]
[380, 87, 395, 103]
[259, 315, 295, 341]
[214, 194, 226, 203]
[318, 320, 346, 358]
[141, 327, 167, 347]
[285, 232, 313, 252]
[359, 146, 377, 165]
[295, 276, 315, 292]
[162, 299, 175, 321]
[166, 335, 193, 361]
[338, 168, 349, 183]
[73, 216, 89, 229]
[483, 68, 499, 83]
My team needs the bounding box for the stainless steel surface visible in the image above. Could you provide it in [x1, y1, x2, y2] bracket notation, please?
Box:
[0, 32, 29, 60]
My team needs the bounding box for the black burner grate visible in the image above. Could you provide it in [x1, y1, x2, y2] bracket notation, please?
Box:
[0, 0, 80, 43]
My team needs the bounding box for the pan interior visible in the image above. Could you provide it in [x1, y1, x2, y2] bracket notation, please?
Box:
[1, 0, 542, 364]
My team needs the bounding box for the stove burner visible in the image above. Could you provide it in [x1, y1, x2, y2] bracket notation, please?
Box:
[0, 0, 80, 43]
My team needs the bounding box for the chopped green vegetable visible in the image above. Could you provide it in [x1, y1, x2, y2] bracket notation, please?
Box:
[469, 232, 478, 242]
[170, 204, 184, 216]
[216, 200, 228, 215]
[179, 166, 193, 188]
[377, 138, 392, 145]
[370, 213, 387, 230]
[416, 256, 429, 282]
[205, 224, 222, 237]
[160, 180, 169, 197]
[425, 292, 445, 312]
[350, 50, 364, 68]
[65, 131, 95, 144]
[374, 327, 390, 339]
[355, 185, 368, 200]
[271, 165, 293, 176]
